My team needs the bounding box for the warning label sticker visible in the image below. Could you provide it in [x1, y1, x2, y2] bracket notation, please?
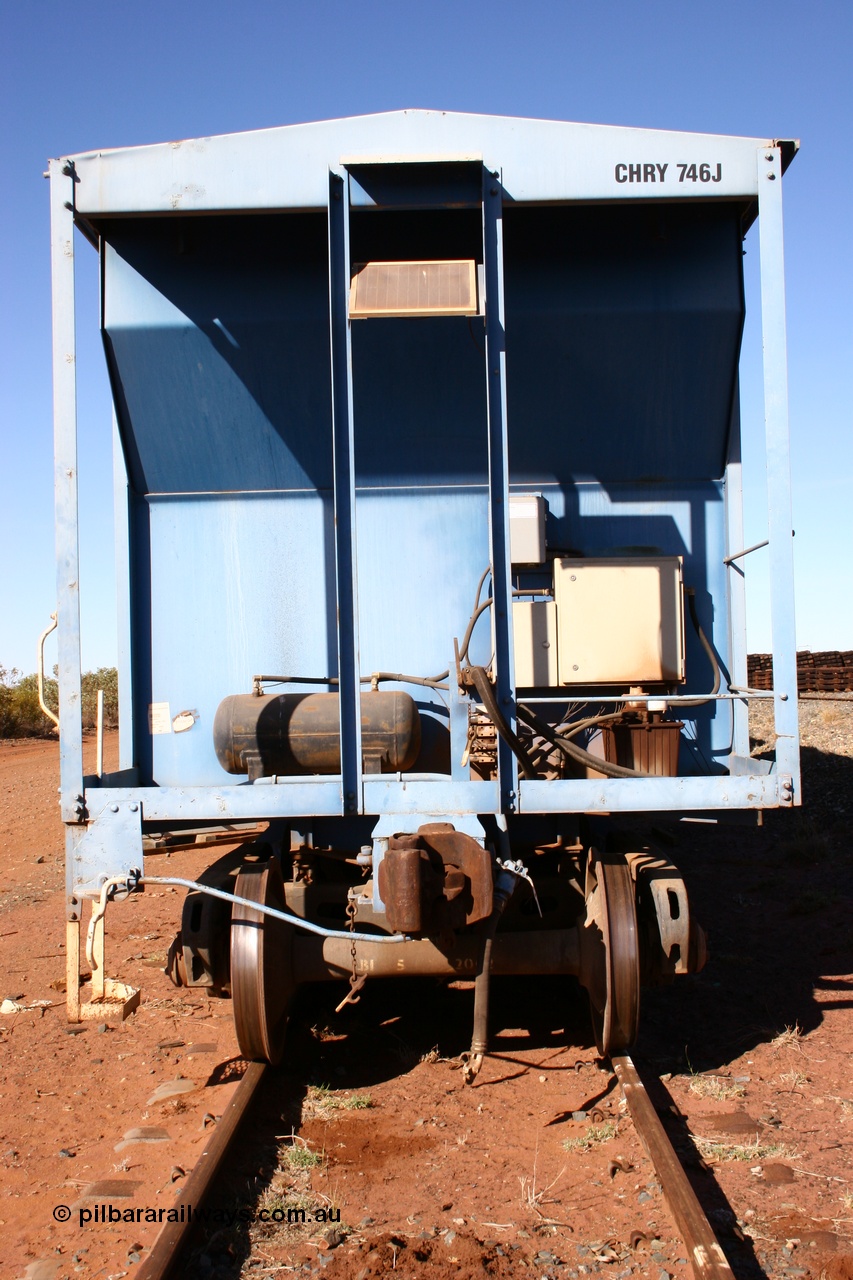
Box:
[148, 702, 172, 735]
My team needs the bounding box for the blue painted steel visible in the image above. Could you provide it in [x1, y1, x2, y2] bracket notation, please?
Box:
[112, 411, 136, 774]
[101, 220, 332, 494]
[348, 159, 483, 210]
[70, 802, 143, 897]
[482, 170, 517, 808]
[757, 146, 800, 795]
[142, 492, 335, 785]
[89, 773, 784, 822]
[519, 774, 784, 813]
[67, 113, 775, 216]
[50, 162, 84, 831]
[724, 395, 751, 762]
[503, 204, 744, 484]
[50, 113, 802, 895]
[328, 171, 363, 814]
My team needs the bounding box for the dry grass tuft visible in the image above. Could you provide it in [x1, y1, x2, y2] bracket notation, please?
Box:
[303, 1084, 373, 1119]
[281, 1134, 323, 1171]
[771, 1024, 804, 1052]
[689, 1075, 746, 1101]
[694, 1135, 795, 1163]
[778, 1070, 809, 1091]
[819, 702, 848, 729]
[519, 1147, 566, 1212]
[826, 1096, 853, 1121]
[563, 1121, 618, 1152]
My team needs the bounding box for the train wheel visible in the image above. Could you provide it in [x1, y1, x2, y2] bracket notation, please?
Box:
[231, 858, 294, 1064]
[578, 850, 640, 1056]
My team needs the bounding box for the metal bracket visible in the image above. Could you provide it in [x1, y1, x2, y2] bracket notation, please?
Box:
[69, 801, 144, 898]
[778, 774, 794, 806]
[723, 539, 769, 566]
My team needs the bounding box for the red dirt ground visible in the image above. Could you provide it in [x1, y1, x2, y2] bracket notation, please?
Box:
[1, 717, 852, 1280]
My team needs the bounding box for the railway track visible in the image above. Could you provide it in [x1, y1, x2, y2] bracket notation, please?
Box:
[135, 1051, 736, 1280]
[136, 1061, 268, 1280]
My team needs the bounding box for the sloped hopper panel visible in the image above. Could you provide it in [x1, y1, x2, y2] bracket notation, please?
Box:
[504, 203, 745, 484]
[101, 213, 332, 495]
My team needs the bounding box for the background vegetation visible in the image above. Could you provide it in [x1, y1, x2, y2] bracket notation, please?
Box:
[0, 665, 118, 737]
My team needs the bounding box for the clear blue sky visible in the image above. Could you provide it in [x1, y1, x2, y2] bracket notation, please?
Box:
[1, 0, 851, 675]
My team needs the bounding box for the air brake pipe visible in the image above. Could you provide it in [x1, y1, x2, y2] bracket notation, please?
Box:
[462, 863, 522, 1085]
[133, 875, 407, 945]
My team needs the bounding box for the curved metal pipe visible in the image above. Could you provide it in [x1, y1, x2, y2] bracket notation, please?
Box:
[37, 612, 59, 727]
[139, 874, 407, 945]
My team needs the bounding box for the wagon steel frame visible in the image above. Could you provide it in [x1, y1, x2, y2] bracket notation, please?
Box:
[49, 115, 800, 921]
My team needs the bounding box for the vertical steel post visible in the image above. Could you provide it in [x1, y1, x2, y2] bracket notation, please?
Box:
[50, 163, 84, 817]
[328, 169, 363, 814]
[724, 395, 750, 761]
[757, 146, 800, 797]
[482, 167, 518, 810]
[51, 158, 85, 1020]
[112, 410, 135, 773]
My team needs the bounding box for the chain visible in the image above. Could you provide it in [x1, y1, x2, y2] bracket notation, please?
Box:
[335, 891, 366, 1012]
[346, 893, 358, 981]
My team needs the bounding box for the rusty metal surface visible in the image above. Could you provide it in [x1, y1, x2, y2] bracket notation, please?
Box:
[578, 850, 640, 1055]
[626, 850, 707, 980]
[603, 720, 683, 776]
[135, 1060, 267, 1280]
[611, 1054, 735, 1280]
[377, 842, 425, 933]
[377, 823, 493, 934]
[293, 927, 580, 981]
[230, 860, 294, 1064]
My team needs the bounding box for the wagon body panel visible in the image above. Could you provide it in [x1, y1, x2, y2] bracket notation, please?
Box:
[49, 113, 799, 902]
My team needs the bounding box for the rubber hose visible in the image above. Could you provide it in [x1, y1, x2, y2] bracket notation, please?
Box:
[679, 588, 722, 707]
[469, 665, 539, 780]
[517, 704, 649, 779]
[471, 926, 497, 1056]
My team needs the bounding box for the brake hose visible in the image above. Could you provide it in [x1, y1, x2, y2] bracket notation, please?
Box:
[517, 703, 649, 779]
[678, 588, 722, 707]
[468, 665, 539, 780]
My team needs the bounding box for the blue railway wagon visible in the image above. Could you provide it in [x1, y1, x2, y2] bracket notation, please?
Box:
[49, 112, 799, 1062]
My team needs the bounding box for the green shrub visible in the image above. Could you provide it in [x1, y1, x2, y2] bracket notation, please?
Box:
[0, 664, 118, 738]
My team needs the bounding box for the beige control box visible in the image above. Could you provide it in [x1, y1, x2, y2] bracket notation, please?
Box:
[513, 600, 558, 687]
[509, 493, 547, 564]
[554, 557, 685, 685]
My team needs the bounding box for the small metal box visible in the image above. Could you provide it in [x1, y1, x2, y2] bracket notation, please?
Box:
[509, 494, 547, 564]
[554, 557, 685, 685]
[513, 600, 558, 686]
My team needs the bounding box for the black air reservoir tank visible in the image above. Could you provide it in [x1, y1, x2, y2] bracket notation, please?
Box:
[213, 691, 421, 777]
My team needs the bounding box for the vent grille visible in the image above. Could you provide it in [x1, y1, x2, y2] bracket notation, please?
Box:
[349, 260, 478, 318]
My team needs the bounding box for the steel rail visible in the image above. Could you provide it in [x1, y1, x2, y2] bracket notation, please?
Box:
[611, 1054, 734, 1280]
[136, 1060, 267, 1280]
